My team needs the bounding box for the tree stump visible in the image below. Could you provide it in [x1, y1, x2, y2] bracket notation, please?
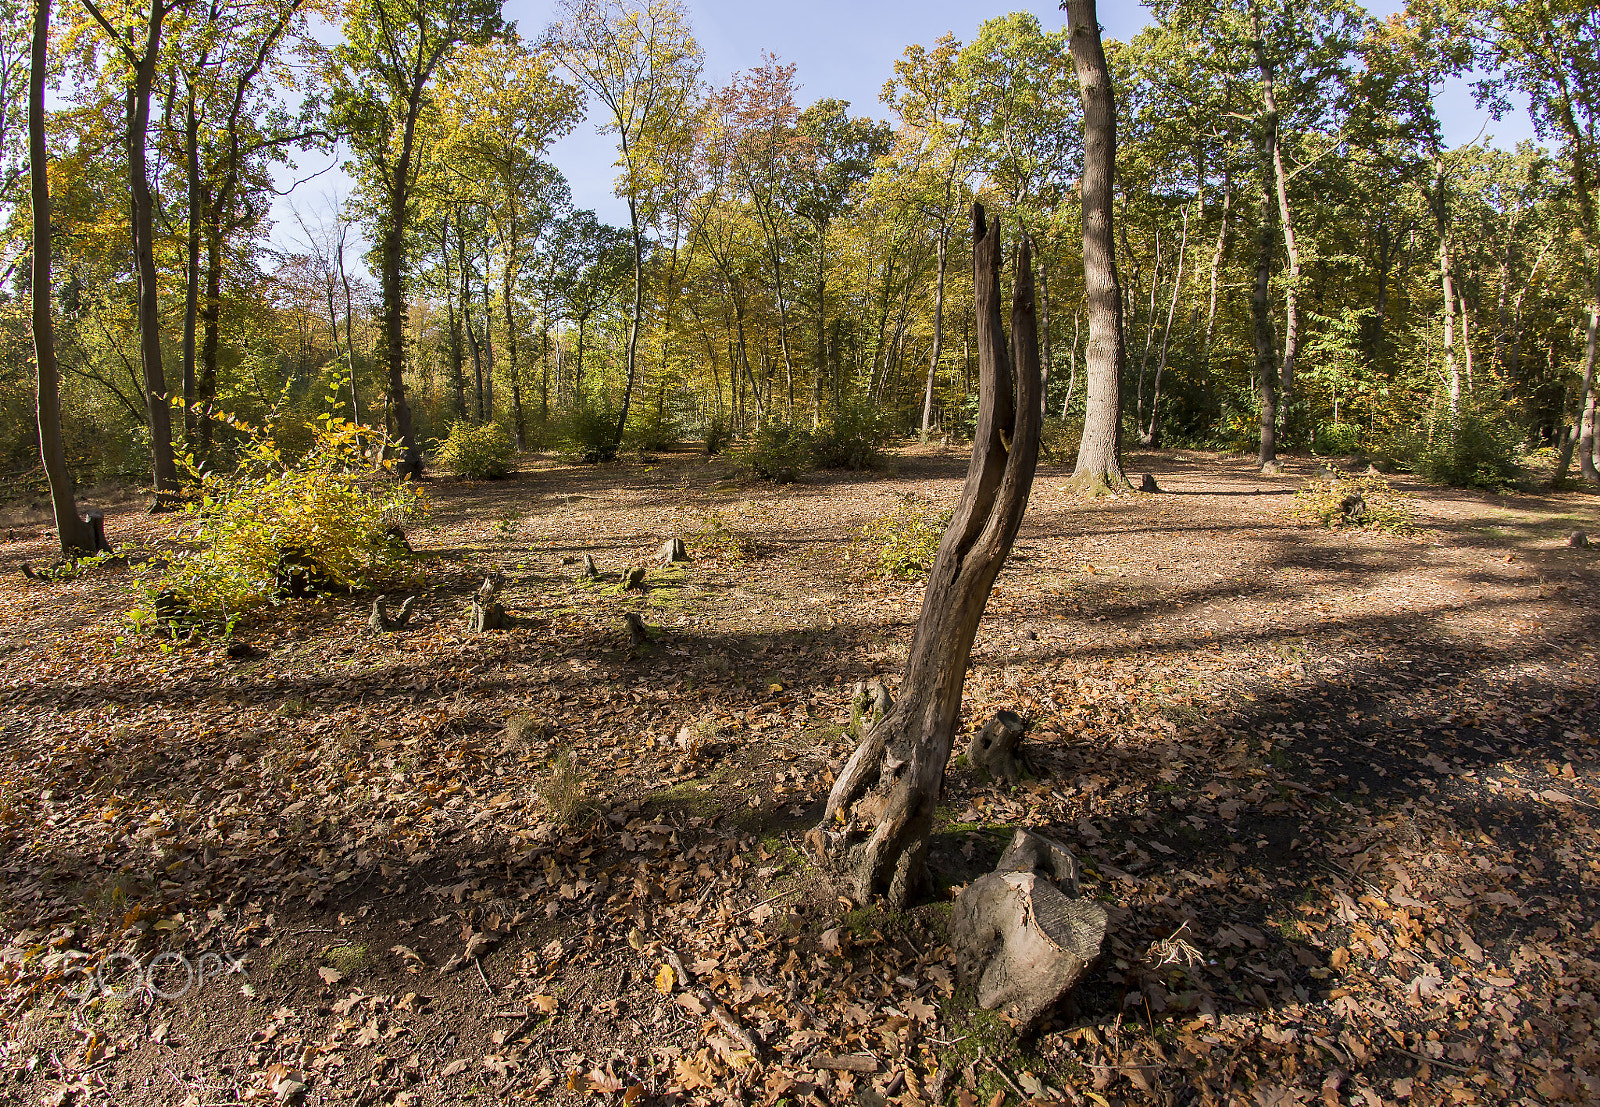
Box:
[581, 553, 600, 580]
[1260, 459, 1285, 476]
[623, 566, 647, 591]
[383, 524, 413, 554]
[623, 611, 648, 649]
[1339, 492, 1367, 525]
[467, 575, 506, 632]
[967, 710, 1027, 784]
[951, 829, 1107, 1028]
[1138, 473, 1159, 493]
[85, 510, 111, 553]
[657, 537, 689, 565]
[1570, 530, 1590, 549]
[369, 594, 418, 632]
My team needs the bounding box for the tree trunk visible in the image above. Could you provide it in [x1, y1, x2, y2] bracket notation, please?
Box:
[920, 226, 947, 442]
[125, 15, 176, 496]
[382, 188, 418, 477]
[1145, 200, 1189, 449]
[481, 278, 494, 420]
[807, 205, 1041, 908]
[613, 190, 645, 447]
[337, 221, 360, 424]
[1134, 224, 1161, 431]
[197, 214, 222, 456]
[181, 81, 201, 444]
[504, 236, 525, 450]
[1250, 136, 1280, 469]
[31, 0, 95, 555]
[1557, 298, 1599, 485]
[812, 216, 827, 428]
[443, 214, 466, 421]
[1067, 0, 1129, 492]
[1062, 309, 1080, 419]
[1203, 172, 1231, 371]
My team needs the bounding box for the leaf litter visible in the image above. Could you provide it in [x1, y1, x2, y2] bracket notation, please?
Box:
[0, 445, 1596, 1106]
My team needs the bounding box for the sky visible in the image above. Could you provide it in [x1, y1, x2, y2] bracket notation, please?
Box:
[274, 0, 1538, 257]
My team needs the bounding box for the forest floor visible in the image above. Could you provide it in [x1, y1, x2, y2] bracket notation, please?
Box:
[1, 445, 1598, 1107]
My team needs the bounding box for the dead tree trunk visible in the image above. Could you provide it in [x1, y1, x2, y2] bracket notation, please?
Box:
[808, 204, 1042, 908]
[951, 829, 1107, 1027]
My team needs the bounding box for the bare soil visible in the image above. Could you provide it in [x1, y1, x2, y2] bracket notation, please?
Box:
[1, 446, 1597, 1107]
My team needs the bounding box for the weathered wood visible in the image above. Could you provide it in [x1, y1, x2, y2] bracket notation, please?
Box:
[1570, 530, 1590, 548]
[951, 829, 1106, 1028]
[369, 594, 418, 632]
[1339, 492, 1367, 525]
[967, 710, 1027, 784]
[622, 566, 647, 591]
[810, 1055, 878, 1073]
[467, 574, 506, 632]
[657, 537, 689, 565]
[809, 205, 1043, 907]
[623, 611, 648, 649]
[1138, 473, 1160, 493]
[851, 679, 892, 732]
[581, 553, 599, 580]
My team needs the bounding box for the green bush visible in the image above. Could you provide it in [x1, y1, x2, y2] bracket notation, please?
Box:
[131, 415, 424, 630]
[1293, 475, 1417, 535]
[703, 416, 731, 455]
[1406, 413, 1522, 491]
[436, 421, 514, 479]
[1314, 422, 1365, 456]
[557, 405, 619, 463]
[736, 421, 812, 482]
[1038, 419, 1082, 466]
[811, 403, 887, 470]
[855, 494, 952, 578]
[626, 404, 681, 452]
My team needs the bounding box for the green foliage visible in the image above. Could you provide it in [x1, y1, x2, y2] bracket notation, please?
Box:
[625, 404, 682, 452]
[689, 510, 752, 563]
[1294, 475, 1418, 535]
[810, 402, 888, 470]
[1313, 422, 1365, 456]
[1403, 413, 1523, 492]
[1038, 418, 1081, 466]
[557, 405, 620, 463]
[736, 421, 812, 482]
[436, 421, 514, 479]
[131, 414, 424, 628]
[855, 493, 952, 577]
[703, 415, 732, 455]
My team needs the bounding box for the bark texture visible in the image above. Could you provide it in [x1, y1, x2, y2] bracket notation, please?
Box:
[807, 204, 1041, 908]
[31, 0, 96, 557]
[1065, 0, 1129, 493]
[966, 710, 1026, 785]
[951, 829, 1107, 1027]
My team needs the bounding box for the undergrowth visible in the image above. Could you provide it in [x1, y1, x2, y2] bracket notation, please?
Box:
[855, 494, 952, 577]
[436, 421, 513, 479]
[1294, 475, 1417, 535]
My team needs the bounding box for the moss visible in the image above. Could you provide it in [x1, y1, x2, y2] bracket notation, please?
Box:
[325, 943, 367, 977]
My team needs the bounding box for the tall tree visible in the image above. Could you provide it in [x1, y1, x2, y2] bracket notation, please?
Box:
[78, 0, 185, 500]
[1066, 0, 1130, 492]
[544, 0, 701, 449]
[31, 0, 97, 554]
[332, 0, 505, 478]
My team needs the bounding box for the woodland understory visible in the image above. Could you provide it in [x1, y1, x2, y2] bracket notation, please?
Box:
[1, 445, 1598, 1107]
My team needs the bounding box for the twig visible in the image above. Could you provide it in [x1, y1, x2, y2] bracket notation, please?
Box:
[981, 1049, 1029, 1101]
[1389, 1046, 1473, 1074]
[474, 957, 492, 995]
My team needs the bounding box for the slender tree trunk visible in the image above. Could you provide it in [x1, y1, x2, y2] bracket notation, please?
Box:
[614, 189, 645, 446]
[809, 205, 1041, 907]
[124, 16, 176, 496]
[1038, 241, 1052, 420]
[382, 188, 418, 477]
[1062, 309, 1080, 419]
[1557, 296, 1599, 484]
[812, 217, 827, 428]
[1146, 200, 1190, 448]
[1250, 83, 1280, 468]
[920, 226, 947, 441]
[32, 0, 94, 555]
[337, 222, 360, 424]
[1134, 224, 1161, 430]
[1270, 119, 1300, 416]
[1203, 175, 1230, 371]
[197, 216, 221, 456]
[481, 277, 494, 420]
[1067, 0, 1129, 492]
[181, 81, 201, 444]
[443, 215, 465, 421]
[503, 231, 524, 449]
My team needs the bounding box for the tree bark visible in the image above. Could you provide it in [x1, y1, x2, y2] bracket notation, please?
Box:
[180, 79, 202, 444]
[1250, 133, 1279, 468]
[807, 205, 1041, 907]
[1067, 0, 1128, 492]
[613, 189, 645, 447]
[31, 0, 95, 555]
[1144, 200, 1189, 448]
[920, 226, 947, 442]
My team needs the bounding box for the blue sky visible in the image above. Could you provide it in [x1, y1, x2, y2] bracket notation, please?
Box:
[277, 0, 1537, 253]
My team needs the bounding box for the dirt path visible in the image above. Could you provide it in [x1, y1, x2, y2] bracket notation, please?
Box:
[1, 448, 1596, 1106]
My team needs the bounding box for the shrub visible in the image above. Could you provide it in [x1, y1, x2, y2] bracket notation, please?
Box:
[811, 403, 887, 470]
[626, 405, 681, 452]
[737, 421, 812, 482]
[131, 414, 424, 631]
[557, 405, 619, 463]
[1038, 419, 1082, 466]
[1313, 422, 1365, 456]
[436, 420, 514, 479]
[703, 416, 731, 455]
[855, 493, 953, 578]
[1404, 413, 1522, 491]
[1293, 475, 1417, 535]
